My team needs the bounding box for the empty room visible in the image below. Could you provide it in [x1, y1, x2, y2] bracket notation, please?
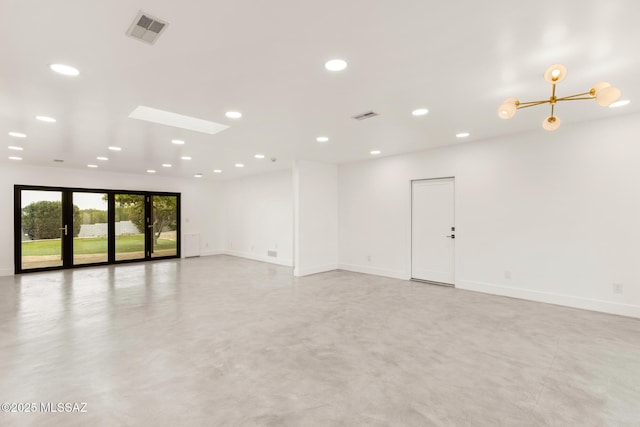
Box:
[1, 0, 639, 426]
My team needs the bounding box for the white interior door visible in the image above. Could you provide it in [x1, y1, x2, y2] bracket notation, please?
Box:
[411, 178, 455, 285]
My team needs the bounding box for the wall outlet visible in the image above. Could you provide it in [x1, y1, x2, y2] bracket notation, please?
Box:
[367, 255, 371, 262]
[613, 283, 623, 294]
[504, 270, 511, 280]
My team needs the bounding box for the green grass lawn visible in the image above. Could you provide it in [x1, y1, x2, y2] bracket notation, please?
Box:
[22, 235, 176, 256]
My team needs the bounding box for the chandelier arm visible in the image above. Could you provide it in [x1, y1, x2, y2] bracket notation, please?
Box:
[556, 97, 595, 102]
[557, 91, 593, 100]
[551, 102, 555, 118]
[516, 101, 550, 109]
[563, 91, 591, 98]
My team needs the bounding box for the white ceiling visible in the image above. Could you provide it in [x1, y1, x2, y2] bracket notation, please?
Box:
[1, 0, 638, 180]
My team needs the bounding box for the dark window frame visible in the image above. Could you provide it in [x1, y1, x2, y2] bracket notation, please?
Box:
[14, 185, 181, 274]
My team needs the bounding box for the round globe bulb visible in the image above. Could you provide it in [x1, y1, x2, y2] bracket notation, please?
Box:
[595, 86, 621, 107]
[498, 103, 517, 119]
[543, 64, 567, 84]
[542, 116, 561, 131]
[591, 81, 610, 97]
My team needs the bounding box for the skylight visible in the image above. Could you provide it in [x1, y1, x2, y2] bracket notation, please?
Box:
[129, 106, 229, 135]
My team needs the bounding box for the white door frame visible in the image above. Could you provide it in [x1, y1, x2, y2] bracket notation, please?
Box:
[410, 177, 456, 286]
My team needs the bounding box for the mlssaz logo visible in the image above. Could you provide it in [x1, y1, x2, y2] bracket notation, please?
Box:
[40, 402, 88, 413]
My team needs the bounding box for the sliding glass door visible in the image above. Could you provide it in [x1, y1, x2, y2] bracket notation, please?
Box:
[73, 192, 109, 265]
[19, 189, 65, 270]
[151, 195, 178, 258]
[15, 186, 180, 273]
[115, 193, 146, 261]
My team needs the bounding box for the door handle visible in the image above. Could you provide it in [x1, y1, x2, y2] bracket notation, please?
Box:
[59, 225, 68, 236]
[446, 234, 455, 239]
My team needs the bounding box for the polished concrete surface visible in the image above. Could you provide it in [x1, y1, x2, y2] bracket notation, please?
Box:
[0, 255, 638, 426]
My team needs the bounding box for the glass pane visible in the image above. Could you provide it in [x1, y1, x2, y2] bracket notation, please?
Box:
[152, 195, 178, 258]
[73, 192, 109, 265]
[20, 190, 64, 269]
[115, 194, 146, 261]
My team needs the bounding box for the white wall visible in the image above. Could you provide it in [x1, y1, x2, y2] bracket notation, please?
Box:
[222, 169, 294, 266]
[294, 160, 338, 276]
[5, 114, 639, 318]
[338, 113, 640, 318]
[1, 163, 223, 275]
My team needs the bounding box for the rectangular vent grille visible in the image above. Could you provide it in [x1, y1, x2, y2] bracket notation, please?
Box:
[127, 11, 168, 45]
[352, 111, 379, 120]
[267, 250, 277, 258]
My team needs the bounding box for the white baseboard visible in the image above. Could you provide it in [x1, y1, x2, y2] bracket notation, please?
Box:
[458, 279, 640, 319]
[338, 263, 410, 281]
[197, 250, 224, 257]
[223, 250, 293, 267]
[0, 267, 14, 277]
[294, 263, 338, 277]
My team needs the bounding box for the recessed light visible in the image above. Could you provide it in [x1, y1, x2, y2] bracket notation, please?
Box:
[254, 154, 265, 159]
[181, 156, 192, 160]
[235, 163, 244, 168]
[147, 169, 156, 174]
[316, 136, 329, 143]
[108, 146, 122, 151]
[87, 164, 98, 168]
[609, 99, 631, 108]
[9, 156, 22, 160]
[325, 59, 348, 71]
[412, 108, 429, 116]
[36, 116, 56, 123]
[162, 163, 172, 168]
[8, 146, 23, 151]
[194, 173, 203, 178]
[50, 63, 80, 76]
[171, 139, 185, 145]
[96, 156, 108, 161]
[225, 111, 242, 119]
[456, 132, 470, 138]
[129, 106, 229, 136]
[370, 150, 381, 155]
[213, 169, 222, 174]
[8, 132, 27, 138]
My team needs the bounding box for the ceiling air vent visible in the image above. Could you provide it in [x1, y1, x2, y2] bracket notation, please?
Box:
[352, 111, 379, 121]
[126, 11, 169, 45]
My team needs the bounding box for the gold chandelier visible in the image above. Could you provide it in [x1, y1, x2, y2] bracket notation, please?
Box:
[498, 64, 622, 131]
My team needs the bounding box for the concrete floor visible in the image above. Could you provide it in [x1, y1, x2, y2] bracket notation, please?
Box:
[0, 255, 639, 427]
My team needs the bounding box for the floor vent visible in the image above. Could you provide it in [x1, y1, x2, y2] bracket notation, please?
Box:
[352, 111, 379, 121]
[126, 11, 169, 45]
